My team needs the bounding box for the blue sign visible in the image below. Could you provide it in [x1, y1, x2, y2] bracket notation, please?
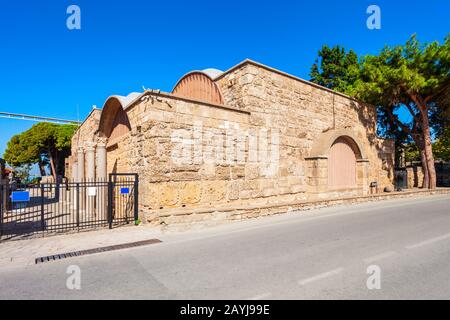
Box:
[120, 188, 130, 195]
[11, 191, 30, 203]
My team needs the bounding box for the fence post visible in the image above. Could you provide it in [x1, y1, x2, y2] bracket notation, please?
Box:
[40, 184, 45, 233]
[134, 174, 139, 223]
[76, 183, 80, 231]
[0, 184, 3, 240]
[108, 178, 113, 229]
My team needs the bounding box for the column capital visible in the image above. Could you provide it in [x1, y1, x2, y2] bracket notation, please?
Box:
[84, 141, 97, 152]
[97, 142, 107, 149]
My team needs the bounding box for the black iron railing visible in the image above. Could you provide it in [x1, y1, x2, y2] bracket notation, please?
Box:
[0, 174, 138, 241]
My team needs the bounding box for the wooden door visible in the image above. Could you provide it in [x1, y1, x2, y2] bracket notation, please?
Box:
[328, 137, 357, 189]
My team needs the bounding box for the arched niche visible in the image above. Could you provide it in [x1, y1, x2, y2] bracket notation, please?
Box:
[172, 70, 224, 105]
[98, 96, 132, 141]
[306, 129, 369, 195]
[309, 129, 365, 160]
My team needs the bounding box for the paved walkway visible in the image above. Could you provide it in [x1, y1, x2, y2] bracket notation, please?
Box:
[0, 225, 166, 268]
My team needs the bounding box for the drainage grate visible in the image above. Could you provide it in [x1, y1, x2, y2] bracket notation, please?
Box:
[35, 239, 162, 264]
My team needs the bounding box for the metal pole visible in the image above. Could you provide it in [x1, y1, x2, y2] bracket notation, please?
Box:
[108, 177, 113, 230]
[0, 184, 3, 240]
[40, 184, 45, 234]
[76, 183, 80, 231]
[134, 174, 139, 223]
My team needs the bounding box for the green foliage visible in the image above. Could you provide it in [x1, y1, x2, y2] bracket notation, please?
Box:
[351, 34, 449, 109]
[404, 143, 421, 162]
[55, 124, 78, 150]
[433, 128, 450, 161]
[310, 45, 360, 94]
[4, 134, 43, 169]
[309, 34, 449, 177]
[14, 164, 33, 182]
[3, 123, 78, 176]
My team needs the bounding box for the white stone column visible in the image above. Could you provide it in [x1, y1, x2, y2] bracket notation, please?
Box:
[77, 147, 85, 182]
[71, 162, 78, 182]
[85, 143, 96, 216]
[86, 144, 96, 181]
[71, 162, 78, 210]
[77, 147, 85, 211]
[96, 142, 107, 218]
[96, 142, 107, 181]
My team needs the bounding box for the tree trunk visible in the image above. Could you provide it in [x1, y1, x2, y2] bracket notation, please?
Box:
[420, 147, 429, 188]
[38, 160, 46, 177]
[414, 137, 429, 188]
[48, 152, 57, 182]
[419, 108, 437, 189]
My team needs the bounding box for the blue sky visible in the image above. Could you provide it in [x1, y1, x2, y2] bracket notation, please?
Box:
[0, 0, 449, 159]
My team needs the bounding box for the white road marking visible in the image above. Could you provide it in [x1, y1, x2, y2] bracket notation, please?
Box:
[248, 292, 272, 300]
[406, 233, 450, 250]
[298, 268, 344, 286]
[363, 251, 397, 264]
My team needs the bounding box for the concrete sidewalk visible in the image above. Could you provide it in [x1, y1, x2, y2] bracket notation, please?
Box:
[0, 225, 165, 268]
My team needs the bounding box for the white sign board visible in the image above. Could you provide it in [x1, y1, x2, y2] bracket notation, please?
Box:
[88, 187, 97, 197]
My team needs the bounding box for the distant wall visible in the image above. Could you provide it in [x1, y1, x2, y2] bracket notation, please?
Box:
[406, 161, 450, 188]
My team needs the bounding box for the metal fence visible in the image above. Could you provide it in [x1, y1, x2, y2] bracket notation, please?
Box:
[0, 174, 138, 241]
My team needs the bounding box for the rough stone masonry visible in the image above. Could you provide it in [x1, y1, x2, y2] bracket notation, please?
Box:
[66, 59, 395, 225]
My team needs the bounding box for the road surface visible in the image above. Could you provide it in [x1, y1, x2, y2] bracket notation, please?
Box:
[0, 195, 449, 299]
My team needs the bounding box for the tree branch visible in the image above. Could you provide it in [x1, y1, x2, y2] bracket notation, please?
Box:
[424, 83, 450, 104]
[386, 108, 413, 135]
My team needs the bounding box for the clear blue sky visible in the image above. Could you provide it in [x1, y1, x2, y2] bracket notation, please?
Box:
[0, 0, 449, 159]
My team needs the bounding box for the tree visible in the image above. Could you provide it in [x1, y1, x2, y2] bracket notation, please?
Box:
[14, 164, 33, 183]
[3, 123, 77, 180]
[310, 45, 360, 94]
[352, 34, 450, 189]
[3, 134, 45, 175]
[433, 128, 450, 161]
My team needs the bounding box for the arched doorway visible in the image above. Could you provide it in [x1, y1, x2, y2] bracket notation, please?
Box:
[328, 137, 359, 189]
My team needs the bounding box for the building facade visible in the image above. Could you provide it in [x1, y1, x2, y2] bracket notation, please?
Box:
[67, 59, 394, 224]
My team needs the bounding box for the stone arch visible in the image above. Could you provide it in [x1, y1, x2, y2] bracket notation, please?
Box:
[98, 96, 132, 141]
[309, 129, 365, 160]
[306, 129, 369, 195]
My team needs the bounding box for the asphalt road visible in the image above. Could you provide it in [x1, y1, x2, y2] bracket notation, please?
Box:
[0, 195, 449, 300]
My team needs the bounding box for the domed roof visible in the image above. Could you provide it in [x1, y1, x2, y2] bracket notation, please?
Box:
[111, 92, 142, 109]
[172, 68, 224, 105]
[201, 68, 223, 79]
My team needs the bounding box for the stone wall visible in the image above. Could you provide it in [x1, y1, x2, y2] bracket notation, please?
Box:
[215, 61, 394, 198]
[436, 162, 450, 187]
[406, 162, 450, 188]
[406, 165, 424, 188]
[112, 94, 298, 219]
[67, 60, 395, 224]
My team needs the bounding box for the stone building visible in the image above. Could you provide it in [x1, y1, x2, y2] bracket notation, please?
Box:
[67, 59, 394, 224]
